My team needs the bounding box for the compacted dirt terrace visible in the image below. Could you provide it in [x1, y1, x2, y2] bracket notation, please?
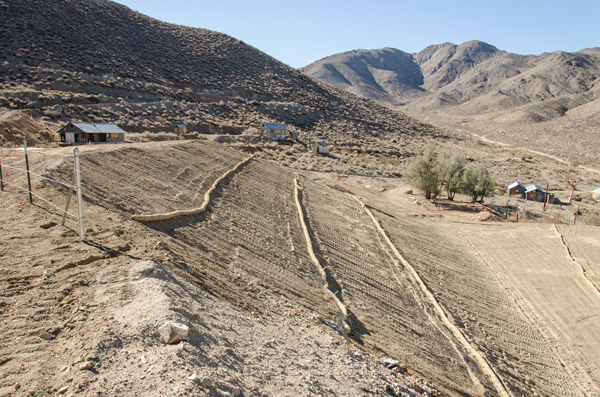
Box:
[2, 139, 600, 396]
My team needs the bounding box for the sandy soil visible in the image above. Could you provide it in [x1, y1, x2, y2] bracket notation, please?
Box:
[2, 140, 600, 396]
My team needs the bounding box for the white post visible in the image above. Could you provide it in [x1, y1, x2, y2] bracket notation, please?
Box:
[73, 147, 85, 241]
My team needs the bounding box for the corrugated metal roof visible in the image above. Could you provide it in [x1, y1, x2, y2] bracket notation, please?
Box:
[70, 122, 126, 134]
[317, 141, 329, 146]
[263, 122, 286, 130]
[176, 124, 186, 128]
[508, 182, 525, 189]
[526, 184, 544, 192]
[526, 184, 555, 195]
[592, 187, 600, 194]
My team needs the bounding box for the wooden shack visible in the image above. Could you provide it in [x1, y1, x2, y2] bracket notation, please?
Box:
[525, 184, 556, 204]
[507, 182, 526, 198]
[175, 124, 187, 135]
[57, 122, 126, 144]
[312, 141, 330, 154]
[262, 122, 287, 140]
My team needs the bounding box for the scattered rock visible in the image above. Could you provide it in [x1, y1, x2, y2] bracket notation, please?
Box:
[40, 331, 53, 341]
[188, 373, 197, 381]
[57, 386, 69, 394]
[79, 360, 95, 371]
[381, 358, 399, 369]
[201, 376, 213, 387]
[158, 321, 189, 344]
[155, 241, 166, 250]
[44, 269, 54, 277]
[39, 221, 57, 229]
[232, 387, 241, 396]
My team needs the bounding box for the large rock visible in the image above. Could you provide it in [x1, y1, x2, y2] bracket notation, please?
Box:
[158, 321, 189, 344]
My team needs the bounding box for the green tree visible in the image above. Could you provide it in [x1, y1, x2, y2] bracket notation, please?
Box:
[437, 152, 464, 200]
[461, 164, 495, 203]
[405, 145, 440, 200]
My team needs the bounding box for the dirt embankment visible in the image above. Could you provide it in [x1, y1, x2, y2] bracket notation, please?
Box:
[2, 140, 600, 396]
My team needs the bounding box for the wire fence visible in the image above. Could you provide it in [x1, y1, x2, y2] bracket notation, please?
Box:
[0, 141, 85, 240]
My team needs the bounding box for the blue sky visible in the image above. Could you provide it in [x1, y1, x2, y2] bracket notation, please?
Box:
[116, 0, 599, 68]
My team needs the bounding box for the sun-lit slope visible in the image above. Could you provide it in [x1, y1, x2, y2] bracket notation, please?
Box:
[145, 159, 338, 317]
[459, 223, 600, 394]
[297, 178, 495, 395]
[48, 141, 248, 215]
[376, 212, 597, 396]
[1, 0, 439, 143]
[557, 225, 600, 292]
[54, 141, 600, 396]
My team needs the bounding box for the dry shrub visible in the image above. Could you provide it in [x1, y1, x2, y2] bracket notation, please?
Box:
[586, 213, 600, 226]
[541, 216, 565, 224]
[520, 209, 537, 220]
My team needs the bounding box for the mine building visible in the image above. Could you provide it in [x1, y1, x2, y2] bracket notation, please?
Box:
[57, 122, 126, 145]
[525, 184, 556, 204]
[175, 124, 187, 135]
[288, 131, 299, 141]
[507, 182, 526, 198]
[592, 187, 600, 201]
[312, 141, 330, 154]
[261, 122, 287, 140]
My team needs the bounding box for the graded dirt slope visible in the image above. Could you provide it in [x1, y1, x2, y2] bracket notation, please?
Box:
[457, 223, 600, 394]
[4, 140, 600, 396]
[0, 184, 437, 397]
[297, 177, 495, 395]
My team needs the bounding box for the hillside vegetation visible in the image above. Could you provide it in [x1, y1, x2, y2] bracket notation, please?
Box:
[0, 0, 438, 149]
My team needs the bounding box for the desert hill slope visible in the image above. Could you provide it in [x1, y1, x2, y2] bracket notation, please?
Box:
[302, 40, 600, 116]
[0, 0, 438, 148]
[2, 140, 597, 395]
[302, 41, 600, 164]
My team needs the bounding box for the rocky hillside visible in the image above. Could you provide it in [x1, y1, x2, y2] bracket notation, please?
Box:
[301, 40, 600, 123]
[0, 0, 439, 148]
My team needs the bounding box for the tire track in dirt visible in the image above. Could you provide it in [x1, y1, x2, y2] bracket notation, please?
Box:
[361, 201, 510, 397]
[459, 227, 591, 395]
[130, 155, 253, 222]
[355, 201, 485, 394]
[293, 176, 351, 335]
[553, 224, 600, 298]
[472, 132, 600, 175]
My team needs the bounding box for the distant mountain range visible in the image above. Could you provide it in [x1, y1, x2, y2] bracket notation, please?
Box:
[301, 41, 600, 124]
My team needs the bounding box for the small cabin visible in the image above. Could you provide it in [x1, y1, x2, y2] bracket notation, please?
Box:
[175, 124, 187, 135]
[592, 188, 600, 201]
[507, 182, 526, 199]
[57, 122, 126, 144]
[312, 141, 329, 154]
[525, 184, 556, 204]
[262, 122, 287, 140]
[288, 131, 299, 141]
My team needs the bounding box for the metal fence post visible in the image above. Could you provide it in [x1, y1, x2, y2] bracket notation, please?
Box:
[0, 148, 4, 191]
[73, 147, 85, 241]
[24, 140, 33, 203]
